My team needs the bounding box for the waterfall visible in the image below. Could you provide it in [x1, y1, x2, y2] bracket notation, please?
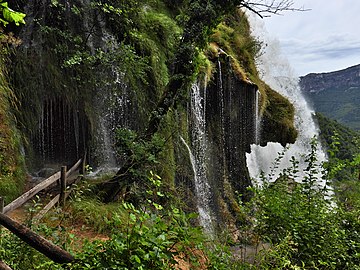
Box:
[190, 83, 207, 169]
[180, 136, 214, 235]
[85, 15, 133, 173]
[246, 15, 327, 185]
[181, 81, 214, 234]
[33, 98, 84, 172]
[91, 73, 130, 173]
[217, 60, 228, 175]
[254, 90, 261, 145]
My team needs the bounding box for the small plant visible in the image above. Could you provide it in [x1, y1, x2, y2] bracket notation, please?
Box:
[68, 172, 206, 269]
[0, 1, 26, 27]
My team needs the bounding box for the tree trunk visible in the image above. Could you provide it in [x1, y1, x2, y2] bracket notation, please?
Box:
[0, 213, 74, 264]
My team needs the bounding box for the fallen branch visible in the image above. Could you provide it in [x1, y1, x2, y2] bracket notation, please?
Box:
[0, 213, 74, 264]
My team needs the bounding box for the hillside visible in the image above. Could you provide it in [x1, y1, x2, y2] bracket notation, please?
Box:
[300, 64, 360, 130]
[3, 1, 360, 269]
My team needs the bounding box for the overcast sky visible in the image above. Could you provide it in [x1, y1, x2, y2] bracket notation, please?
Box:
[260, 0, 360, 76]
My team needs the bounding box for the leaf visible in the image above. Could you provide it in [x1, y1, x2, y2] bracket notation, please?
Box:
[132, 255, 141, 264]
[1, 2, 26, 26]
[129, 213, 137, 222]
[152, 202, 163, 210]
[156, 191, 165, 197]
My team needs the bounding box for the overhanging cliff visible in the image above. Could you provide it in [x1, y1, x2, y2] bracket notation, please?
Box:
[2, 1, 297, 231]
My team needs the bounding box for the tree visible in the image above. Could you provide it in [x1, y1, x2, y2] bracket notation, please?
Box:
[241, 0, 308, 18]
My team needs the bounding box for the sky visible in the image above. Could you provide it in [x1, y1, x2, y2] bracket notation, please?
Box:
[261, 0, 360, 76]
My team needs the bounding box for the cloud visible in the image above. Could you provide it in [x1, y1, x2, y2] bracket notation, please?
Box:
[262, 0, 360, 75]
[282, 34, 360, 59]
[278, 34, 360, 75]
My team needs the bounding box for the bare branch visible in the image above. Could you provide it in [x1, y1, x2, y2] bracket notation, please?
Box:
[240, 0, 310, 18]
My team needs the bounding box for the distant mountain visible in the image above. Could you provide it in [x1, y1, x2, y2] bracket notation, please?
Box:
[300, 64, 360, 130]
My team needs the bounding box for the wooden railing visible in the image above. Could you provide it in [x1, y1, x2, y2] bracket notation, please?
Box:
[0, 156, 86, 268]
[2, 158, 83, 215]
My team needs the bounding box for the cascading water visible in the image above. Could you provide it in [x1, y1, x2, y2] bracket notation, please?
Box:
[84, 13, 133, 173]
[246, 15, 327, 184]
[182, 82, 214, 235]
[190, 83, 207, 174]
[91, 72, 131, 173]
[180, 136, 214, 235]
[254, 90, 261, 145]
[34, 98, 84, 165]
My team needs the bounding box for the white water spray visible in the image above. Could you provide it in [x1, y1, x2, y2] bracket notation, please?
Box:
[246, 15, 327, 185]
[179, 82, 214, 235]
[180, 136, 214, 235]
[254, 90, 261, 145]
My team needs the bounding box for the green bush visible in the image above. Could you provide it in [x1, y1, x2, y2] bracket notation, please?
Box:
[245, 139, 360, 269]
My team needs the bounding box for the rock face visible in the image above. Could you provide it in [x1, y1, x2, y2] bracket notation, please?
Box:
[6, 0, 297, 232]
[300, 64, 360, 130]
[206, 57, 256, 210]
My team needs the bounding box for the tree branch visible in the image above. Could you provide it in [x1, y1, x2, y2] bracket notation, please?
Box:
[240, 0, 310, 17]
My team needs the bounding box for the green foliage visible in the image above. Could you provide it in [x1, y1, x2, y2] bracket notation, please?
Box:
[71, 203, 200, 269]
[242, 139, 360, 269]
[0, 171, 244, 269]
[317, 113, 360, 183]
[317, 112, 360, 161]
[129, 9, 181, 93]
[96, 172, 240, 269]
[0, 229, 53, 269]
[0, 206, 74, 270]
[0, 48, 25, 202]
[116, 128, 165, 174]
[0, 1, 25, 27]
[68, 173, 234, 269]
[210, 10, 262, 78]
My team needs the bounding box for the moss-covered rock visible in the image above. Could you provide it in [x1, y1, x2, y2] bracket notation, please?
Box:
[3, 1, 298, 233]
[261, 85, 298, 146]
[0, 48, 25, 203]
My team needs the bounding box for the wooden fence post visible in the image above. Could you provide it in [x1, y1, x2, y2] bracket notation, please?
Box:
[59, 166, 67, 207]
[80, 152, 87, 175]
[0, 260, 13, 270]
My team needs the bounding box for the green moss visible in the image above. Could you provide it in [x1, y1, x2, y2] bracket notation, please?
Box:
[205, 10, 296, 146]
[208, 10, 267, 111]
[262, 85, 298, 145]
[156, 111, 177, 187]
[195, 51, 215, 87]
[129, 7, 182, 98]
[0, 48, 26, 203]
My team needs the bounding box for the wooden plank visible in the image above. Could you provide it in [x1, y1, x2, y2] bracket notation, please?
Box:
[0, 213, 74, 263]
[59, 166, 67, 207]
[80, 152, 87, 175]
[3, 171, 61, 214]
[66, 158, 82, 178]
[33, 194, 60, 223]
